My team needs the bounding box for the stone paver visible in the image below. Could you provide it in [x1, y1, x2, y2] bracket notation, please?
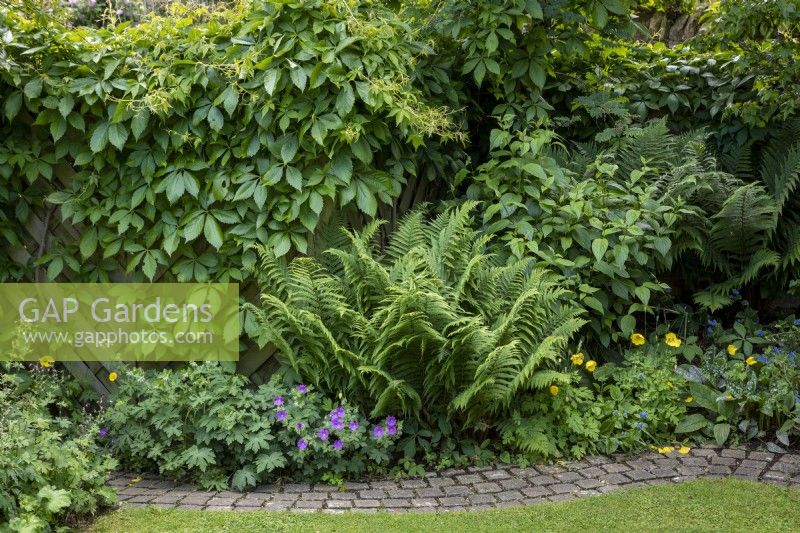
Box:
[113, 447, 799, 512]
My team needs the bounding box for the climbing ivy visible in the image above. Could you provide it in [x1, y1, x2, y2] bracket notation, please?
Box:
[0, 1, 460, 281]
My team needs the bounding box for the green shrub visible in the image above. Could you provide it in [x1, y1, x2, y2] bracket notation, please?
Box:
[100, 363, 400, 490]
[246, 202, 587, 456]
[675, 313, 800, 451]
[459, 127, 677, 347]
[0, 363, 116, 531]
[592, 335, 693, 454]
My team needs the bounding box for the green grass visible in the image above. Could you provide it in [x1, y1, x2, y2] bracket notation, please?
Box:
[87, 479, 800, 533]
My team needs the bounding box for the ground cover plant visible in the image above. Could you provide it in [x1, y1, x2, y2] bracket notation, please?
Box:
[100, 363, 401, 490]
[0, 362, 116, 531]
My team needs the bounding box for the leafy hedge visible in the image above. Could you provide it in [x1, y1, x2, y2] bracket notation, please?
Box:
[0, 1, 459, 282]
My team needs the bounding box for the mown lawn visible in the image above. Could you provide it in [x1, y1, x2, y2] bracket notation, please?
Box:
[87, 479, 800, 533]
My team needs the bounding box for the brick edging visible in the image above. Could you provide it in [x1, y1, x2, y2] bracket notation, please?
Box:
[110, 446, 800, 512]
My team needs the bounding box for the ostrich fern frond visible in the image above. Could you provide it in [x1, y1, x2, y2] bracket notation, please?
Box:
[245, 204, 585, 443]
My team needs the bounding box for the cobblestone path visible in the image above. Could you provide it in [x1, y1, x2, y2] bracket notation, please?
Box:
[111, 446, 800, 512]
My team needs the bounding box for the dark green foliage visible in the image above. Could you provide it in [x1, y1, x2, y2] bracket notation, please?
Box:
[100, 363, 400, 490]
[0, 1, 461, 282]
[0, 363, 116, 531]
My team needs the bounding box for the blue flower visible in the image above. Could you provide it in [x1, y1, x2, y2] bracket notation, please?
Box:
[639, 411, 649, 420]
[730, 289, 740, 297]
[756, 330, 765, 337]
[708, 319, 719, 326]
[794, 319, 800, 326]
[758, 355, 768, 363]
[635, 422, 645, 430]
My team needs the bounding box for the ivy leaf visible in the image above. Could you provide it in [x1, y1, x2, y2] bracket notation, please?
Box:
[335, 83, 355, 115]
[50, 117, 67, 142]
[58, 94, 74, 117]
[4, 91, 22, 120]
[23, 77, 42, 99]
[131, 110, 150, 140]
[355, 180, 377, 216]
[182, 212, 205, 241]
[285, 166, 303, 190]
[108, 123, 129, 150]
[204, 215, 224, 249]
[221, 86, 239, 116]
[281, 135, 298, 163]
[331, 153, 353, 181]
[273, 233, 291, 257]
[264, 69, 280, 95]
[290, 66, 307, 92]
[142, 252, 158, 280]
[79, 228, 98, 258]
[207, 106, 224, 132]
[89, 122, 109, 153]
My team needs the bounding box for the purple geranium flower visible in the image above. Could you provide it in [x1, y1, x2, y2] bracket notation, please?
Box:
[334, 407, 345, 417]
[333, 439, 344, 449]
[331, 417, 345, 430]
[372, 426, 384, 438]
[349, 420, 359, 431]
[274, 396, 284, 406]
[318, 428, 330, 440]
[296, 422, 304, 430]
[386, 416, 397, 427]
[297, 384, 308, 395]
[297, 438, 308, 450]
[276, 410, 287, 422]
[387, 425, 397, 436]
[98, 427, 108, 438]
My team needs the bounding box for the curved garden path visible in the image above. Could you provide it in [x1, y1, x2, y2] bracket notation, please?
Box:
[111, 446, 800, 512]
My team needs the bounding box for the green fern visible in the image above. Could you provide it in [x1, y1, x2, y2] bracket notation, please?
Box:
[245, 203, 585, 444]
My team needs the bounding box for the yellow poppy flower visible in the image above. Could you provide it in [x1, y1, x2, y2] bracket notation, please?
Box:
[685, 396, 693, 404]
[679, 446, 691, 454]
[570, 352, 584, 366]
[745, 356, 756, 366]
[664, 332, 682, 348]
[630, 333, 646, 346]
[726, 344, 737, 356]
[658, 446, 675, 455]
[549, 385, 560, 396]
[585, 360, 597, 372]
[108, 371, 118, 382]
[38, 356, 54, 368]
